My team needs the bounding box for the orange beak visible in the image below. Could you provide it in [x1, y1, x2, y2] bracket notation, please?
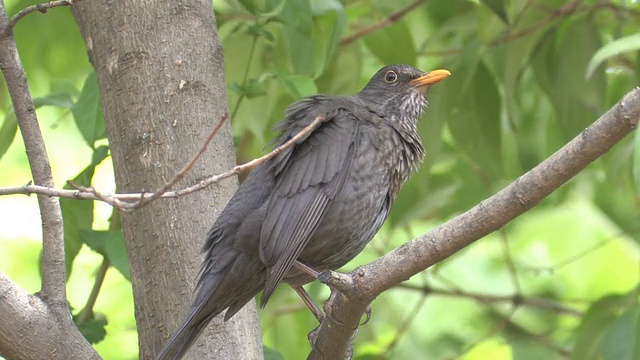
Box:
[409, 69, 451, 87]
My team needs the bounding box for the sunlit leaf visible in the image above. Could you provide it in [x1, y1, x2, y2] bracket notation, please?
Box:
[586, 33, 640, 79]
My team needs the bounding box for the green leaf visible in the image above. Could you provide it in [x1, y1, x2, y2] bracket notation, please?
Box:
[443, 59, 503, 181]
[509, 339, 560, 360]
[480, 0, 509, 23]
[263, 346, 285, 360]
[600, 306, 640, 360]
[60, 145, 109, 279]
[310, 0, 346, 77]
[81, 230, 130, 281]
[259, 0, 286, 20]
[229, 78, 268, 99]
[76, 315, 108, 344]
[572, 293, 636, 360]
[272, 0, 315, 77]
[274, 70, 317, 99]
[245, 23, 276, 42]
[363, 19, 417, 66]
[33, 92, 74, 109]
[0, 112, 17, 162]
[60, 199, 92, 280]
[586, 33, 640, 79]
[532, 14, 605, 140]
[71, 72, 105, 149]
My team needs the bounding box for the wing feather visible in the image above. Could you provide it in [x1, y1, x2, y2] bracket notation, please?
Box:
[259, 106, 359, 306]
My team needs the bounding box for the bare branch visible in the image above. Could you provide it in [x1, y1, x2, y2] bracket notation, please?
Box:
[308, 88, 640, 359]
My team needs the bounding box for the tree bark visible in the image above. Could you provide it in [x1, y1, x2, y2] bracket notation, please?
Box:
[72, 1, 263, 359]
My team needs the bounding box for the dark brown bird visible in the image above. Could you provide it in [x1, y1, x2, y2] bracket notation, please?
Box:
[157, 64, 450, 359]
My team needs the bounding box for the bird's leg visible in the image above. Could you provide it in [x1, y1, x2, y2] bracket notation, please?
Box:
[294, 260, 320, 278]
[294, 259, 373, 323]
[293, 260, 369, 357]
[291, 285, 324, 323]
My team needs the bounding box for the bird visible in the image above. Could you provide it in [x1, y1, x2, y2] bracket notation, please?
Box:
[156, 64, 450, 359]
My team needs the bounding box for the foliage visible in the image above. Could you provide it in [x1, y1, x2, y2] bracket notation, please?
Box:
[0, 0, 639, 359]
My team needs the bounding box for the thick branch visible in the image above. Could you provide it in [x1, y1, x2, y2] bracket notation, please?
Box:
[0, 273, 99, 359]
[0, 2, 66, 313]
[0, 2, 98, 358]
[309, 88, 640, 359]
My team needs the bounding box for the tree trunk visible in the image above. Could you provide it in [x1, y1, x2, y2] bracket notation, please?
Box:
[72, 1, 263, 358]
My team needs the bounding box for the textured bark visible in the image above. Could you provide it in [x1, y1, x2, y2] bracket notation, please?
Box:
[72, 1, 262, 359]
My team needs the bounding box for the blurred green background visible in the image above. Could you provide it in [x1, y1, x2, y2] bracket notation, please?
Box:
[1, 0, 639, 359]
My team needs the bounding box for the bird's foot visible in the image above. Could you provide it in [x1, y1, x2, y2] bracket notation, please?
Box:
[361, 304, 372, 325]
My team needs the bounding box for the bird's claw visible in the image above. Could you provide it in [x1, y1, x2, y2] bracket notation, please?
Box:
[361, 304, 372, 325]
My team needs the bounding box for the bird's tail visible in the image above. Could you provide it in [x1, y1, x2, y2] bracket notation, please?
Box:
[156, 250, 265, 360]
[155, 302, 212, 360]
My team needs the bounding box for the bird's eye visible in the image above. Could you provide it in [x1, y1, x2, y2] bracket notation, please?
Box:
[384, 70, 398, 83]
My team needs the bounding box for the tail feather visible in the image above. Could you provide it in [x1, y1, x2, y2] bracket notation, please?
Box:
[156, 304, 213, 360]
[156, 251, 266, 360]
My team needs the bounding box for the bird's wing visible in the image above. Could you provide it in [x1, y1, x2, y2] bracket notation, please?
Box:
[259, 102, 359, 306]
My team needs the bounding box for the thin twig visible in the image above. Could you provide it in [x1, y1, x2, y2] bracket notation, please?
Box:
[340, 0, 427, 45]
[130, 113, 229, 209]
[498, 228, 523, 294]
[0, 114, 329, 211]
[76, 258, 110, 324]
[419, 0, 582, 58]
[384, 292, 428, 353]
[397, 283, 583, 317]
[171, 113, 327, 197]
[7, 0, 79, 32]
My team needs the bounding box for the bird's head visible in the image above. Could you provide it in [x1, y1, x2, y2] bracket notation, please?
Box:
[356, 64, 450, 125]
